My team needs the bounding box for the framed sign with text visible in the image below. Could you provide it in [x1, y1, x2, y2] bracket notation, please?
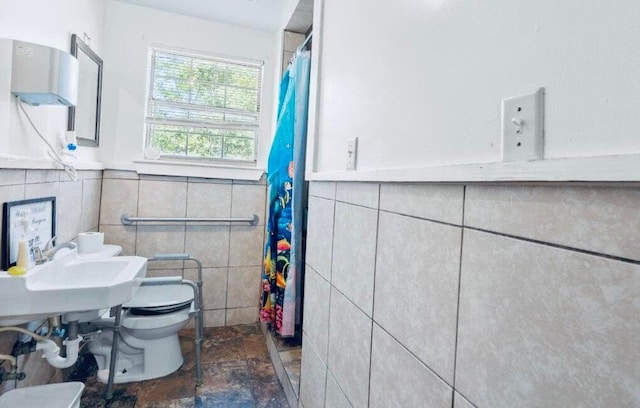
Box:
[1, 197, 56, 271]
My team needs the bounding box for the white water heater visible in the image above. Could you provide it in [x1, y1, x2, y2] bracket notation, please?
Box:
[10, 40, 79, 106]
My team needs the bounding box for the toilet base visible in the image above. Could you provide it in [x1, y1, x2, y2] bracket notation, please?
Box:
[88, 327, 185, 384]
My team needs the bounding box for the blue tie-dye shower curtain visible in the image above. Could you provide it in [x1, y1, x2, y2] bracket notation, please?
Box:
[260, 50, 311, 337]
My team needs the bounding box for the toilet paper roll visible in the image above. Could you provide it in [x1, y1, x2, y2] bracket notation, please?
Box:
[77, 232, 104, 254]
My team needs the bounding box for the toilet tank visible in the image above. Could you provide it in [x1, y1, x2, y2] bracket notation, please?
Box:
[10, 40, 79, 106]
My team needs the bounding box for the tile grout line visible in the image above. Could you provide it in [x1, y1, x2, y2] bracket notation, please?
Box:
[377, 208, 640, 266]
[327, 367, 358, 408]
[181, 180, 188, 282]
[79, 178, 86, 233]
[366, 184, 382, 407]
[451, 185, 467, 405]
[373, 320, 454, 389]
[225, 182, 235, 326]
[321, 191, 339, 407]
[455, 391, 480, 408]
[329, 284, 372, 322]
[97, 171, 104, 229]
[464, 225, 640, 266]
[134, 177, 140, 257]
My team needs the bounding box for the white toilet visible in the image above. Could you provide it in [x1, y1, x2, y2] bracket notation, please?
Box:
[85, 284, 194, 384]
[73, 244, 195, 384]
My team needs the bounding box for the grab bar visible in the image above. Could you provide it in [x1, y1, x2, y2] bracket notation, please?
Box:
[120, 213, 259, 226]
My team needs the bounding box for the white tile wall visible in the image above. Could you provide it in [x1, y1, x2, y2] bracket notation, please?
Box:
[335, 182, 379, 209]
[99, 172, 267, 327]
[226, 266, 261, 308]
[136, 225, 186, 270]
[328, 289, 372, 408]
[231, 184, 267, 220]
[101, 224, 136, 255]
[375, 212, 461, 383]
[301, 181, 640, 408]
[184, 267, 227, 310]
[302, 266, 331, 362]
[57, 181, 83, 241]
[453, 392, 476, 408]
[305, 196, 335, 281]
[184, 225, 230, 267]
[465, 184, 640, 260]
[0, 169, 103, 393]
[0, 185, 25, 210]
[309, 181, 336, 200]
[456, 229, 640, 408]
[25, 169, 59, 183]
[379, 183, 464, 224]
[186, 182, 232, 218]
[0, 169, 26, 186]
[331, 202, 378, 315]
[25, 181, 57, 200]
[299, 333, 327, 408]
[229, 226, 264, 267]
[369, 325, 452, 408]
[100, 178, 138, 224]
[226, 306, 259, 325]
[138, 180, 187, 217]
[325, 372, 353, 408]
[80, 178, 102, 232]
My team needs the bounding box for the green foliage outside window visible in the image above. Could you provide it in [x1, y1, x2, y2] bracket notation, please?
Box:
[146, 50, 262, 162]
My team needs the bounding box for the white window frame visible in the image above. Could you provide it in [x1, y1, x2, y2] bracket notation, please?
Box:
[144, 46, 264, 165]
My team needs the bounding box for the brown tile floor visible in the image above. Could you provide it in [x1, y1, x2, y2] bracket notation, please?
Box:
[79, 324, 289, 408]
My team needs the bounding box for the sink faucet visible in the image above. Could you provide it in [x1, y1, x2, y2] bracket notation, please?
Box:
[34, 238, 77, 264]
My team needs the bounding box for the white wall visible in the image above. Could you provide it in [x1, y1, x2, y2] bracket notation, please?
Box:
[312, 0, 640, 175]
[0, 0, 106, 165]
[100, 1, 278, 175]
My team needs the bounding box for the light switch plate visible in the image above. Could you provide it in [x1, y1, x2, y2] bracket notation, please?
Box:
[501, 87, 544, 162]
[347, 137, 358, 171]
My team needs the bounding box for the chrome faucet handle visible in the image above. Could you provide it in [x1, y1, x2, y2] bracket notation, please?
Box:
[42, 241, 78, 260]
[33, 247, 48, 265]
[42, 236, 57, 251]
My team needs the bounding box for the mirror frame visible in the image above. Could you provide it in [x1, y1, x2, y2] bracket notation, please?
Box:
[68, 34, 103, 147]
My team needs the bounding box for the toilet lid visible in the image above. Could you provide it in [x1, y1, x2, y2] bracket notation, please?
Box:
[123, 284, 194, 309]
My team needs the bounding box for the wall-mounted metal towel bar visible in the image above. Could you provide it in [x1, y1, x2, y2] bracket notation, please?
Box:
[120, 213, 260, 226]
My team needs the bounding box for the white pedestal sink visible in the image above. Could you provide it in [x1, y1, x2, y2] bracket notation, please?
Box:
[0, 249, 147, 326]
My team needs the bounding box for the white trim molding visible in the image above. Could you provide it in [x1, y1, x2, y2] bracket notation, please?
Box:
[305, 154, 640, 183]
[134, 159, 264, 181]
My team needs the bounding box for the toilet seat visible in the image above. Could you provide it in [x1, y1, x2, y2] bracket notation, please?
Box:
[123, 284, 194, 309]
[122, 306, 192, 331]
[94, 283, 194, 328]
[128, 301, 191, 316]
[101, 284, 194, 330]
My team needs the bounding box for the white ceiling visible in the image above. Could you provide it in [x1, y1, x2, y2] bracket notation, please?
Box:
[114, 0, 289, 32]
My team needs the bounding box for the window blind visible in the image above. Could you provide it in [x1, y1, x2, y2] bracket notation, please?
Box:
[146, 49, 263, 162]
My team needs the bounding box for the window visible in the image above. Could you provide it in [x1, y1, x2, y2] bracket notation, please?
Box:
[145, 48, 263, 163]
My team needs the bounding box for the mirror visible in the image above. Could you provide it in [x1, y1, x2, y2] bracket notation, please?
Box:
[68, 34, 102, 147]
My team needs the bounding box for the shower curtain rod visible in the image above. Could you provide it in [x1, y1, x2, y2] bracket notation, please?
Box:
[289, 32, 312, 66]
[299, 32, 312, 51]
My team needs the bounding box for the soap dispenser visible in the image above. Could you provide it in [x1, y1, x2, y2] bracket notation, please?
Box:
[10, 217, 32, 276]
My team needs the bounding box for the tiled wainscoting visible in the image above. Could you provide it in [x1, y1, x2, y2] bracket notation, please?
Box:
[0, 169, 103, 393]
[299, 181, 640, 408]
[98, 170, 267, 328]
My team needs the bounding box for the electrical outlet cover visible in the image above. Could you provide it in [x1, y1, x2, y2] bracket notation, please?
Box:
[501, 87, 544, 162]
